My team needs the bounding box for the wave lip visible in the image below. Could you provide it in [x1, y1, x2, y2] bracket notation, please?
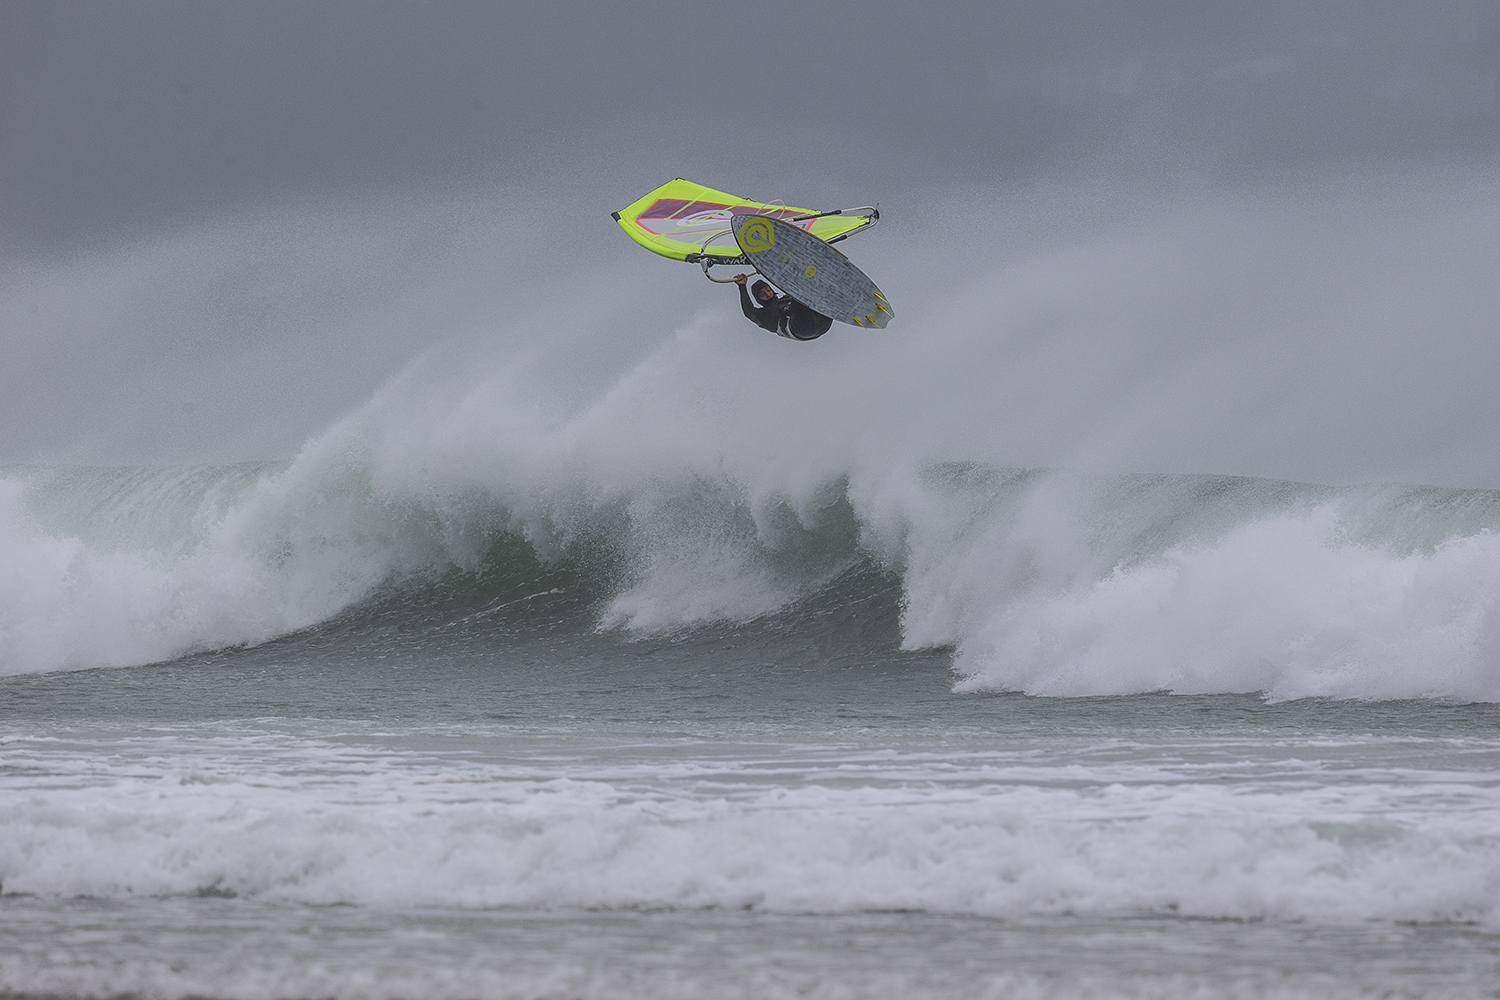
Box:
[0, 459, 429, 675]
[885, 469, 1500, 702]
[947, 510, 1500, 701]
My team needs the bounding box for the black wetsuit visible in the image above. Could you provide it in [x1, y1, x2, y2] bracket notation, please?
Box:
[739, 284, 834, 341]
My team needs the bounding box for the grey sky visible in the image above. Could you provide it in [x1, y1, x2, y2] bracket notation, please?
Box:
[5, 1, 1497, 255]
[3, 2, 1499, 484]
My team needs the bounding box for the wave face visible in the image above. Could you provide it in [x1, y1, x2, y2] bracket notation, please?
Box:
[7, 436, 1500, 700]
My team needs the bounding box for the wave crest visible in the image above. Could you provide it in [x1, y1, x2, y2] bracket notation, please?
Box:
[6, 445, 1500, 701]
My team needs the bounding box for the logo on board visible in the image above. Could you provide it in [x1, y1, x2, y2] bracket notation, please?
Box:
[737, 218, 775, 254]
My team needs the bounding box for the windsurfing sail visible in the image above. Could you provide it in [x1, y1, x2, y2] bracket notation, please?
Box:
[613, 178, 877, 265]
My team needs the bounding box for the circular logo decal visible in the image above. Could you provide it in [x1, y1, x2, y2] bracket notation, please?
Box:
[737, 218, 775, 254]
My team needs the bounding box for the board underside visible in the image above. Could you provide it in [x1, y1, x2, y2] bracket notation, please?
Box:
[732, 215, 894, 329]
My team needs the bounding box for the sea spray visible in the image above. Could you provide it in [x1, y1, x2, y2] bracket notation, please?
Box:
[7, 444, 1500, 702]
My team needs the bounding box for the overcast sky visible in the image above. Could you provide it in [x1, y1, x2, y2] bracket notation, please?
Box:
[5, 1, 1497, 255]
[3, 2, 1499, 483]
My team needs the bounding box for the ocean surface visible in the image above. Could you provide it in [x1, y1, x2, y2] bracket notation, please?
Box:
[4, 444, 1500, 998]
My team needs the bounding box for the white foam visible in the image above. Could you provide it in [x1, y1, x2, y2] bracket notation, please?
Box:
[934, 509, 1500, 700]
[0, 454, 453, 674]
[3, 733, 1499, 925]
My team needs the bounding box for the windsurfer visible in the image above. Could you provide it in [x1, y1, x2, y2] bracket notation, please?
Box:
[733, 274, 834, 341]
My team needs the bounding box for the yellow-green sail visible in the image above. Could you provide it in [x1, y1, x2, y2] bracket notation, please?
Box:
[612, 178, 875, 263]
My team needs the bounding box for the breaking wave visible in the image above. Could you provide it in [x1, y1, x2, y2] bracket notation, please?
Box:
[5, 429, 1500, 701]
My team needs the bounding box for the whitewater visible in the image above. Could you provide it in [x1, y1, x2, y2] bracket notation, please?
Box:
[4, 174, 1500, 998]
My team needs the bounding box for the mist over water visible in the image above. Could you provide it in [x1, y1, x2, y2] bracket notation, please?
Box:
[9, 166, 1500, 478]
[2, 167, 1500, 695]
[3, 166, 1500, 695]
